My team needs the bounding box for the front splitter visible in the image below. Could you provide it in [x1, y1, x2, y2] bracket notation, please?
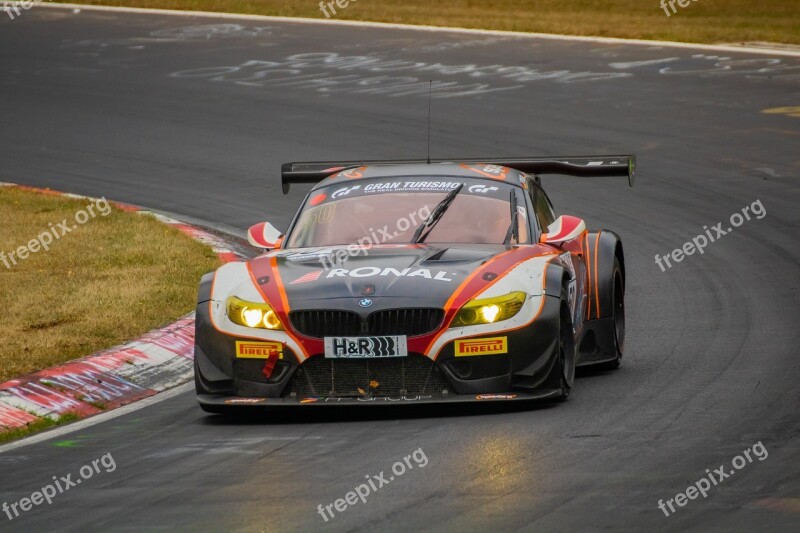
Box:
[197, 389, 561, 408]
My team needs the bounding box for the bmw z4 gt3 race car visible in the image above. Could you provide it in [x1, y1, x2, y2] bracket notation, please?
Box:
[194, 156, 634, 411]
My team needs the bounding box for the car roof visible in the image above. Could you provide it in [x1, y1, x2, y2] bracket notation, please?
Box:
[311, 163, 527, 191]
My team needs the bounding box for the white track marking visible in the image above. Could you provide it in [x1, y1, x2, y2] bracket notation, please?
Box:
[40, 3, 800, 58]
[609, 57, 681, 69]
[149, 208, 248, 240]
[0, 383, 193, 454]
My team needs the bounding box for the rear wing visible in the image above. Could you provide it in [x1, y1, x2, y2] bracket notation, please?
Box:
[281, 155, 635, 194]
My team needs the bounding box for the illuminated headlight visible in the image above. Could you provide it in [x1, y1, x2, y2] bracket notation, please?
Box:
[226, 296, 284, 330]
[450, 291, 526, 328]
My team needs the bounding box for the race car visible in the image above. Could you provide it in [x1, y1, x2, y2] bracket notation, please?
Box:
[194, 156, 634, 411]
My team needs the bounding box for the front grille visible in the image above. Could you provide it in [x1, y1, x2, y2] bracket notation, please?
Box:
[290, 310, 361, 337]
[368, 309, 444, 336]
[283, 355, 450, 398]
[289, 309, 444, 338]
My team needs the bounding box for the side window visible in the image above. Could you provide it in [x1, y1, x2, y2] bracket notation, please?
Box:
[523, 181, 540, 235]
[533, 185, 556, 231]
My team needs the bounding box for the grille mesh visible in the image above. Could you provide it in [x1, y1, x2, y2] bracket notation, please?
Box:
[368, 309, 445, 336]
[290, 310, 361, 337]
[284, 355, 450, 398]
[289, 309, 444, 338]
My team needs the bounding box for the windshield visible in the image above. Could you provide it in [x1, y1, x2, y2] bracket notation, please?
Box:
[285, 177, 529, 248]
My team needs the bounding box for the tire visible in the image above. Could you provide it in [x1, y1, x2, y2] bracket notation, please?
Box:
[597, 256, 625, 370]
[556, 286, 576, 400]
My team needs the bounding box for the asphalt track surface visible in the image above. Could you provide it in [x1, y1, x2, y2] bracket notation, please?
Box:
[1, 7, 799, 532]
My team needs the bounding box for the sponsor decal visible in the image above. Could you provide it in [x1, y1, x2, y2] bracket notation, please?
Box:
[455, 337, 508, 357]
[291, 270, 324, 284]
[326, 179, 511, 201]
[326, 267, 456, 282]
[224, 398, 267, 404]
[465, 164, 510, 180]
[482, 164, 508, 176]
[325, 336, 407, 358]
[287, 267, 458, 286]
[558, 252, 578, 320]
[331, 185, 361, 198]
[361, 180, 461, 194]
[320, 395, 433, 402]
[468, 184, 499, 194]
[235, 341, 284, 359]
[300, 397, 319, 404]
[363, 182, 402, 192]
[475, 394, 517, 400]
[357, 395, 433, 402]
[361, 284, 376, 296]
[341, 168, 364, 179]
[358, 298, 373, 308]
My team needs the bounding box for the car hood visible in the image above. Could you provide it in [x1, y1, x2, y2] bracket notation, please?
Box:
[267, 245, 508, 310]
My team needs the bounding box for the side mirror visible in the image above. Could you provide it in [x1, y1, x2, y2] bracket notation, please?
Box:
[539, 215, 586, 245]
[247, 222, 283, 249]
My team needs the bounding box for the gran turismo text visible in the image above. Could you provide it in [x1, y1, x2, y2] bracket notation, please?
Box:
[657, 442, 768, 517]
[3, 453, 116, 521]
[655, 199, 765, 272]
[317, 448, 428, 522]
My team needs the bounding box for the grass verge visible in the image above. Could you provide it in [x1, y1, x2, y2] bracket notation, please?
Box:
[0, 414, 81, 445]
[54, 0, 800, 45]
[0, 187, 221, 383]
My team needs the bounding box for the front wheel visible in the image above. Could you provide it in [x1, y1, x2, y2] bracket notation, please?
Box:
[556, 287, 576, 400]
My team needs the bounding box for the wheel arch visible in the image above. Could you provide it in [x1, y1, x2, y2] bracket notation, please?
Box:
[587, 230, 624, 320]
[544, 261, 571, 301]
[198, 271, 215, 304]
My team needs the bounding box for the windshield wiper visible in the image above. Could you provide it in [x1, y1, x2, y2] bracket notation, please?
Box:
[412, 183, 464, 244]
[503, 188, 519, 246]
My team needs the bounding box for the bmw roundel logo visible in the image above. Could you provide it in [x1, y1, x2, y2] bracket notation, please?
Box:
[358, 298, 373, 308]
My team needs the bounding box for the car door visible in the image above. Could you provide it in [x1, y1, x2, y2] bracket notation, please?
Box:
[530, 181, 588, 331]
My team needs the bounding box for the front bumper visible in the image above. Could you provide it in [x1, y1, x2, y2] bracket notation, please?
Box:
[194, 293, 562, 404]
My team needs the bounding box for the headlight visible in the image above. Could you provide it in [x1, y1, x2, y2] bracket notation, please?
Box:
[450, 291, 526, 328]
[227, 296, 284, 330]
